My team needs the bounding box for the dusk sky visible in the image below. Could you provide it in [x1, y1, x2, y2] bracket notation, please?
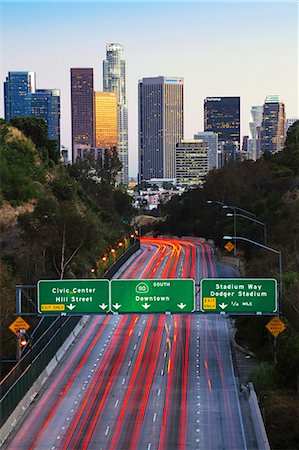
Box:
[1, 1, 298, 177]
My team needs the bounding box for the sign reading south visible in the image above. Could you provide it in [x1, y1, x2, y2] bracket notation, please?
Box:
[200, 278, 277, 314]
[38, 280, 109, 314]
[110, 279, 195, 313]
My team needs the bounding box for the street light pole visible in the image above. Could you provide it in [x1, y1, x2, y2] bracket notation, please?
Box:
[223, 235, 282, 309]
[226, 213, 267, 245]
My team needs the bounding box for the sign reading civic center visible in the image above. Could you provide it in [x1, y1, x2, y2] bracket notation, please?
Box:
[200, 278, 277, 314]
[38, 280, 110, 314]
[110, 279, 195, 313]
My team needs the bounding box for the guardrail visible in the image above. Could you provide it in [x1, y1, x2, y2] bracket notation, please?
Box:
[246, 382, 271, 450]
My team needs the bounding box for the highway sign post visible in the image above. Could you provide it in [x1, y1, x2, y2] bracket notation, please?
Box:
[38, 280, 110, 314]
[200, 278, 277, 314]
[110, 279, 195, 313]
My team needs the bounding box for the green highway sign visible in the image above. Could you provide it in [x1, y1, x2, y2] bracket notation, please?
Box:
[110, 279, 195, 313]
[200, 278, 277, 314]
[38, 279, 110, 314]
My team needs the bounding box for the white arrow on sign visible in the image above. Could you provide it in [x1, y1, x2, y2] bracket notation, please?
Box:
[177, 303, 186, 310]
[219, 303, 228, 310]
[67, 304, 76, 310]
[99, 303, 108, 310]
[142, 303, 151, 310]
[113, 303, 121, 310]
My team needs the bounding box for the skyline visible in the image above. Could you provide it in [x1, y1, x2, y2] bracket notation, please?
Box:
[1, 1, 298, 177]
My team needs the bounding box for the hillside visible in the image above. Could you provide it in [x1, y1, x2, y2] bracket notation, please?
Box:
[0, 118, 134, 365]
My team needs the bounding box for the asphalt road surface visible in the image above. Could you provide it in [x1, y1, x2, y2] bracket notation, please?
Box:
[6, 237, 248, 450]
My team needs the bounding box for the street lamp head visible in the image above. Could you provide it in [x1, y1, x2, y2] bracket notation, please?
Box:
[206, 200, 212, 204]
[223, 236, 233, 240]
[226, 213, 233, 217]
[222, 205, 229, 209]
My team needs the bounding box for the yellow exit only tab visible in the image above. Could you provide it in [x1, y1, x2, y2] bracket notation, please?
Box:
[41, 304, 65, 312]
[203, 297, 216, 310]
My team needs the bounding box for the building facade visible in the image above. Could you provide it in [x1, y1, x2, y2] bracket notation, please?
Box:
[193, 131, 218, 170]
[4, 71, 36, 121]
[260, 95, 286, 154]
[71, 68, 94, 162]
[248, 105, 263, 160]
[4, 71, 60, 148]
[94, 92, 118, 148]
[176, 140, 209, 187]
[204, 96, 240, 162]
[25, 89, 60, 147]
[138, 76, 184, 181]
[103, 43, 128, 184]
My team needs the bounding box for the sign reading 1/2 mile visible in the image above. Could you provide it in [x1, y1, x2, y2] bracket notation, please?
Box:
[38, 280, 110, 314]
[111, 279, 195, 313]
[200, 278, 277, 314]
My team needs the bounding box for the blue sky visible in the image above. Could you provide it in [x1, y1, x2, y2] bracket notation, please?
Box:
[1, 1, 298, 176]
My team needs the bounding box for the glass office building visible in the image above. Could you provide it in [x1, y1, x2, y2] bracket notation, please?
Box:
[4, 71, 60, 148]
[4, 71, 36, 121]
[103, 43, 128, 184]
[94, 92, 118, 148]
[204, 97, 240, 158]
[193, 131, 218, 170]
[71, 68, 94, 162]
[260, 96, 286, 154]
[25, 89, 60, 148]
[138, 76, 184, 181]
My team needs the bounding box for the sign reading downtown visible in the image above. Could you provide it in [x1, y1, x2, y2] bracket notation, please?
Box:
[110, 279, 195, 313]
[200, 278, 277, 314]
[38, 279, 195, 314]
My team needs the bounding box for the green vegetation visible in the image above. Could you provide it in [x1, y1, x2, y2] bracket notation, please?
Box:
[0, 118, 134, 366]
[156, 120, 299, 449]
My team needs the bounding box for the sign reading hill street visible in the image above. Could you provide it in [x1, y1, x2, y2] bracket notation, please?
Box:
[38, 280, 110, 314]
[200, 278, 277, 314]
[110, 279, 195, 313]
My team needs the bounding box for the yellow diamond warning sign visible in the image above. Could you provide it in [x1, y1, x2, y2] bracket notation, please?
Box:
[224, 241, 235, 252]
[203, 297, 217, 310]
[9, 316, 30, 336]
[266, 316, 286, 337]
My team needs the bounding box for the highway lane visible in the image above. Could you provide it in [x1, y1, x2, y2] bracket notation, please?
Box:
[5, 237, 249, 450]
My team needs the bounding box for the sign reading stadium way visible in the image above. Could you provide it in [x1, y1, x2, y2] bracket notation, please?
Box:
[38, 279, 195, 314]
[200, 278, 277, 314]
[110, 279, 195, 313]
[38, 280, 110, 314]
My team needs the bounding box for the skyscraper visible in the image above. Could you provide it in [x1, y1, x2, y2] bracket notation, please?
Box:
[4, 71, 36, 121]
[71, 68, 94, 162]
[248, 105, 263, 160]
[204, 97, 240, 162]
[138, 76, 184, 181]
[94, 92, 118, 148]
[260, 95, 286, 154]
[103, 43, 128, 184]
[4, 71, 60, 148]
[25, 89, 60, 148]
[193, 131, 218, 170]
[176, 140, 209, 187]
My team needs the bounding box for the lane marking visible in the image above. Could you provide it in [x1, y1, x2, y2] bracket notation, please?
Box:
[147, 444, 151, 450]
[153, 412, 157, 422]
[115, 399, 119, 408]
[157, 388, 161, 396]
[105, 426, 110, 436]
[122, 378, 126, 385]
[161, 369, 164, 376]
[128, 360, 132, 367]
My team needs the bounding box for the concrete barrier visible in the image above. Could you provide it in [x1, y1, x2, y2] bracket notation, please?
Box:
[246, 382, 270, 450]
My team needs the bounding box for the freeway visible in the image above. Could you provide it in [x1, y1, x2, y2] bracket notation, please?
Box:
[6, 237, 249, 449]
